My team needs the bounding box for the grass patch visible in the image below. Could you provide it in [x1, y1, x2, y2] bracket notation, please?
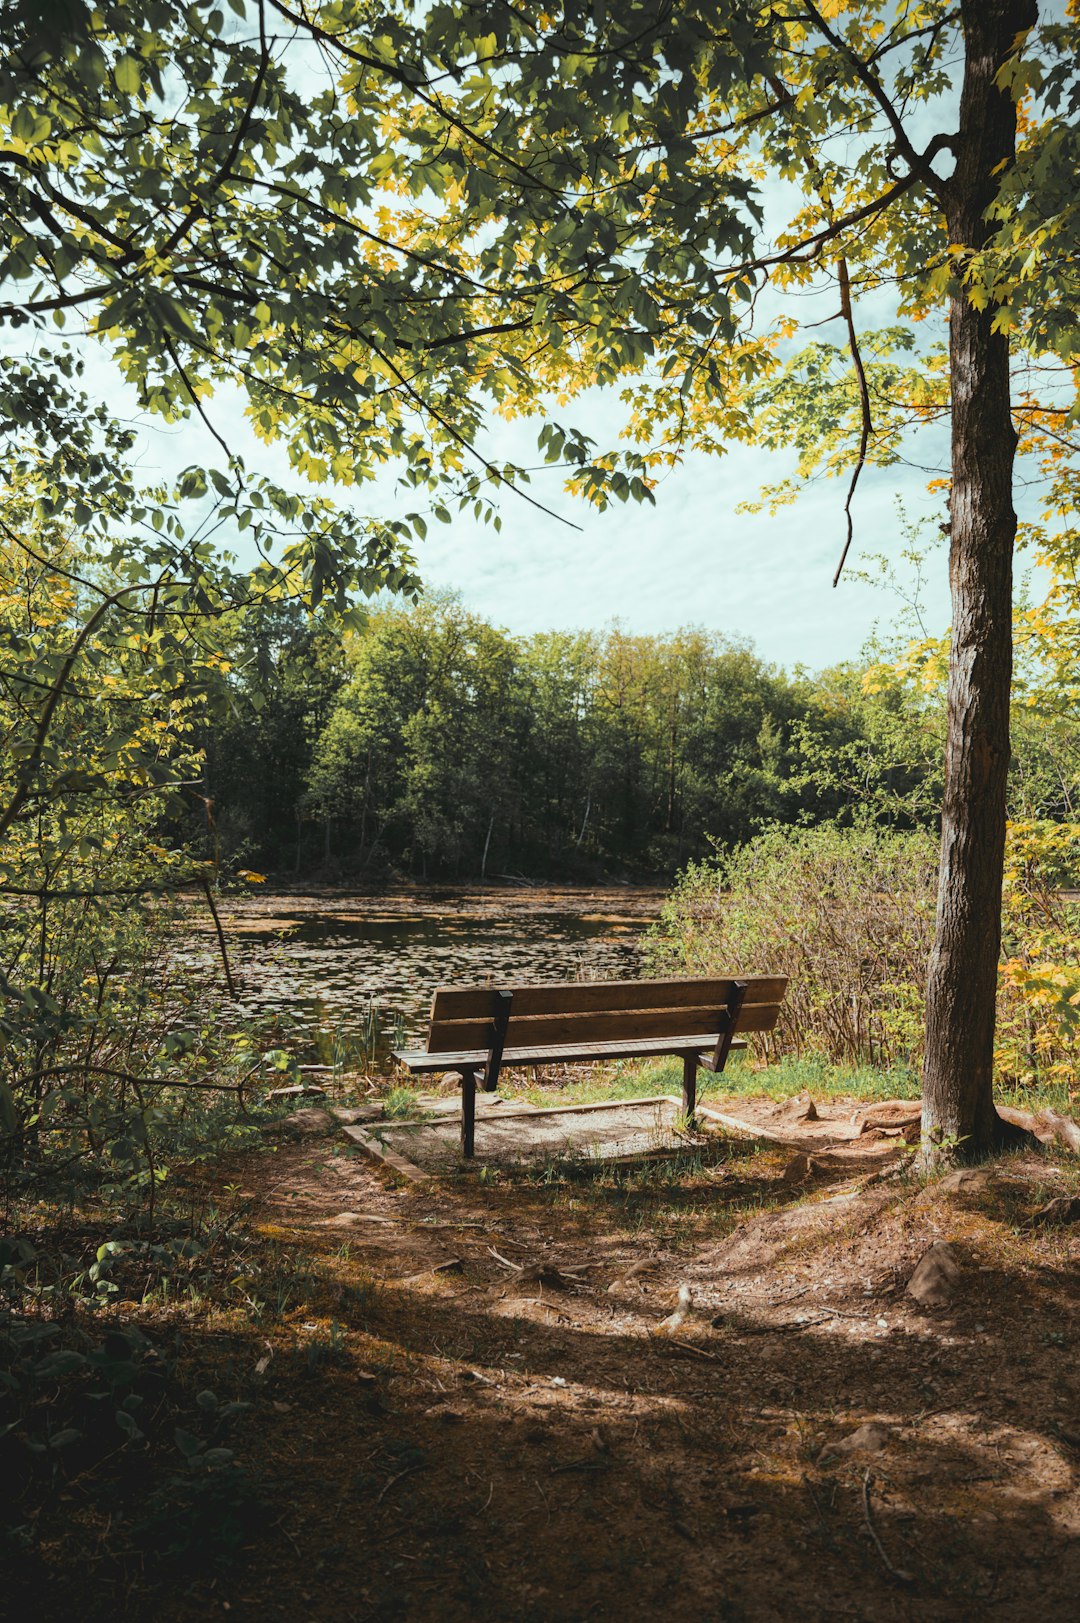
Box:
[696, 1052, 918, 1102]
[502, 1051, 920, 1111]
[503, 1050, 1076, 1116]
[382, 1084, 426, 1119]
[995, 1074, 1076, 1114]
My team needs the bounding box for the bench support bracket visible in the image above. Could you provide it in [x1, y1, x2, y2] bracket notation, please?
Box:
[481, 990, 513, 1094]
[712, 981, 748, 1075]
[460, 990, 513, 1158]
[459, 1068, 478, 1157]
[681, 1054, 698, 1123]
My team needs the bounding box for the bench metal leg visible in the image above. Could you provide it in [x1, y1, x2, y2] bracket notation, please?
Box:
[682, 1054, 698, 1123]
[460, 1069, 477, 1158]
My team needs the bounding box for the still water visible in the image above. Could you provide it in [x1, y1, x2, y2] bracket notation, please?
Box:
[180, 886, 665, 1070]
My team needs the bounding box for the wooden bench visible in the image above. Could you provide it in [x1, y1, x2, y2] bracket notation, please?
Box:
[392, 974, 788, 1157]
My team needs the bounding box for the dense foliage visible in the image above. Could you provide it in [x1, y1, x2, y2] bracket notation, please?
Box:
[648, 821, 1080, 1093]
[200, 594, 942, 879]
[200, 579, 1080, 882]
[208, 596, 845, 877]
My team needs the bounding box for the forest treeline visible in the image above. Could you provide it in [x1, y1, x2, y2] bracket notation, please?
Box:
[202, 592, 1075, 882]
[205, 595, 844, 878]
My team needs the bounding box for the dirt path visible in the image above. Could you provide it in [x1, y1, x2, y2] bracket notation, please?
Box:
[162, 1105, 1080, 1622]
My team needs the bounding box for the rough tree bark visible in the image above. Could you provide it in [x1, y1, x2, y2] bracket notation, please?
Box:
[921, 0, 1038, 1159]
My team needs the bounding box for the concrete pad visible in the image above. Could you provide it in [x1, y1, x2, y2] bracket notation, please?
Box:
[345, 1095, 704, 1175]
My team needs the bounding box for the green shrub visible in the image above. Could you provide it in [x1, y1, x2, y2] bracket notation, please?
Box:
[648, 820, 1080, 1092]
[646, 824, 938, 1067]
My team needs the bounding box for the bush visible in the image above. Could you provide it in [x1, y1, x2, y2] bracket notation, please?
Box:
[997, 820, 1080, 1094]
[648, 821, 1080, 1092]
[646, 824, 938, 1068]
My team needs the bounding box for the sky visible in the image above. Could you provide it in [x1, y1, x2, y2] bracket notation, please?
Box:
[369, 409, 953, 671]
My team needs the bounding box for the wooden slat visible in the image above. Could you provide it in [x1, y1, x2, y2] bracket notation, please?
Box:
[427, 1000, 783, 1053]
[429, 975, 786, 1023]
[393, 1035, 749, 1074]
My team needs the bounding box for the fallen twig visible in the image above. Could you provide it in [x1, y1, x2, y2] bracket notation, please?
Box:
[724, 1314, 839, 1334]
[607, 1257, 655, 1294]
[653, 1340, 722, 1362]
[376, 1463, 425, 1504]
[862, 1469, 915, 1585]
[488, 1246, 523, 1271]
[398, 1257, 464, 1285]
[273, 1515, 303, 1558]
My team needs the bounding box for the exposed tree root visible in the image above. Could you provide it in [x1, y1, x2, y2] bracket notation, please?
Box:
[997, 1105, 1080, 1155]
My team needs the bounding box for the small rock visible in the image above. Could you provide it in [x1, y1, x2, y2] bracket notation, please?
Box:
[834, 1421, 894, 1456]
[907, 1241, 961, 1307]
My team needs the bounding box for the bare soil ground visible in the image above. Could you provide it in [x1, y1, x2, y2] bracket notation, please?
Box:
[146, 1093, 1080, 1623]
[15, 1093, 1080, 1622]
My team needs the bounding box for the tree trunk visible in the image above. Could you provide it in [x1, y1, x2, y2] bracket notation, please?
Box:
[921, 0, 1037, 1159]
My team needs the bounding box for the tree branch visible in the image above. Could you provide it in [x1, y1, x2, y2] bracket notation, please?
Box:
[0, 588, 136, 843]
[367, 338, 584, 531]
[832, 256, 873, 588]
[803, 0, 951, 199]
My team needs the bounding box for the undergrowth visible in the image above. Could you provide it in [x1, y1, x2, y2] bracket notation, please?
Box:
[0, 1092, 351, 1616]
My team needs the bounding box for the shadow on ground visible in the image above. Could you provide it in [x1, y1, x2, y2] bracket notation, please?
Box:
[10, 1124, 1080, 1623]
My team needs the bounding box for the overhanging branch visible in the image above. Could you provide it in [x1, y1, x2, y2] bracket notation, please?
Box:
[832, 255, 873, 588]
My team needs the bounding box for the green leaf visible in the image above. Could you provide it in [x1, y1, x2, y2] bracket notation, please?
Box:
[114, 55, 142, 96]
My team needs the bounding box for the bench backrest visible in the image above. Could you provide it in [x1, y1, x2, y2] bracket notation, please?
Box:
[425, 975, 787, 1054]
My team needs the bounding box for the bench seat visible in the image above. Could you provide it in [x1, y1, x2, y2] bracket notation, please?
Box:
[393, 1033, 747, 1073]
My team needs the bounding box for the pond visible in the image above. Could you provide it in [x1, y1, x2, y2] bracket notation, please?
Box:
[178, 885, 666, 1072]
